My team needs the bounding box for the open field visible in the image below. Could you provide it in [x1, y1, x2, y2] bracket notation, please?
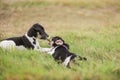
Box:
[0, 0, 120, 80]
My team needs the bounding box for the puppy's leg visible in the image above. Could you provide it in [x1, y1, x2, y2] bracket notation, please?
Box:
[34, 46, 52, 53]
[0, 40, 16, 49]
[34, 40, 52, 52]
[78, 56, 87, 61]
[62, 56, 72, 67]
[40, 48, 52, 53]
[66, 62, 71, 68]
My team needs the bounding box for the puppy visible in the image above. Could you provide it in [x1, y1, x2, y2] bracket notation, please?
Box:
[0, 23, 49, 52]
[47, 36, 87, 68]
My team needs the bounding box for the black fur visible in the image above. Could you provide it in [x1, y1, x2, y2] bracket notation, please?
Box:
[51, 36, 69, 49]
[27, 23, 48, 39]
[33, 38, 36, 44]
[6, 36, 34, 49]
[51, 36, 87, 68]
[3, 23, 48, 49]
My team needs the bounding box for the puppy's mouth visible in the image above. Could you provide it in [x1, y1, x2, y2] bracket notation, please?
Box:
[38, 34, 49, 40]
[40, 36, 47, 40]
[41, 35, 49, 40]
[48, 41, 52, 46]
[46, 38, 53, 46]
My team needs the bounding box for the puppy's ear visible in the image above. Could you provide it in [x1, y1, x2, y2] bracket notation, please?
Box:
[55, 39, 63, 45]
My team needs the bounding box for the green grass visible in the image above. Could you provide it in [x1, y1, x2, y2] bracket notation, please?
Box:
[0, 26, 120, 80]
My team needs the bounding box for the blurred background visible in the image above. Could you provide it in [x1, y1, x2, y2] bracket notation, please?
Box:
[0, 0, 120, 38]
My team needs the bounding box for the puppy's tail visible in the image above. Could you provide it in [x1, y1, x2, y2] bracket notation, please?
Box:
[78, 56, 87, 61]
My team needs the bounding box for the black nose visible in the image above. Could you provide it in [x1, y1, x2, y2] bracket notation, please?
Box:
[40, 34, 49, 40]
[44, 32, 49, 38]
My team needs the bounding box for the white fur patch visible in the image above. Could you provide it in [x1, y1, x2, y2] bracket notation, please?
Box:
[25, 33, 52, 52]
[47, 47, 58, 55]
[40, 48, 52, 53]
[0, 40, 27, 50]
[0, 40, 16, 49]
[25, 33, 40, 51]
[63, 55, 72, 67]
[16, 46, 26, 50]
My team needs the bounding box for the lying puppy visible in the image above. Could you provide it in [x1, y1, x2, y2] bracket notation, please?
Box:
[0, 23, 49, 52]
[47, 36, 87, 68]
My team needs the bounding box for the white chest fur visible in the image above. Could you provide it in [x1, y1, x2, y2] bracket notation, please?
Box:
[25, 34, 40, 51]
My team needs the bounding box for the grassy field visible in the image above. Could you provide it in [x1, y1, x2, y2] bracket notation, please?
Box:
[0, 0, 120, 80]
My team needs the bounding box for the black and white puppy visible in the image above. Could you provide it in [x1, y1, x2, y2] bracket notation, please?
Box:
[0, 23, 49, 52]
[47, 36, 87, 68]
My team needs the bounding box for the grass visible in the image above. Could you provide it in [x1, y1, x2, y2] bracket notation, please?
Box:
[0, 28, 120, 80]
[2, 0, 120, 9]
[0, 0, 120, 80]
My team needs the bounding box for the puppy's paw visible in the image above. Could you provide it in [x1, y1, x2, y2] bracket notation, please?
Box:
[83, 57, 87, 61]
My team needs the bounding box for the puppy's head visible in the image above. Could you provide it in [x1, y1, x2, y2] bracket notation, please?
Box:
[49, 36, 64, 47]
[28, 23, 49, 40]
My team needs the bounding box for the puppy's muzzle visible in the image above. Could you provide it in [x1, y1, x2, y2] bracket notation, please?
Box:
[46, 36, 53, 46]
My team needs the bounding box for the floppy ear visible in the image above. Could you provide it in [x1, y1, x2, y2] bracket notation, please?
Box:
[55, 39, 63, 45]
